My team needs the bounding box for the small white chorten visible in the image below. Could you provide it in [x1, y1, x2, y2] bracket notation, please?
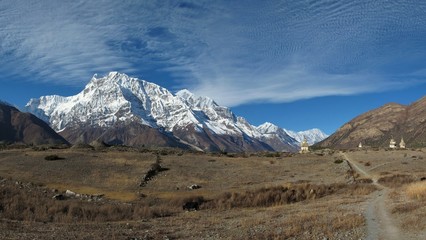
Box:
[389, 137, 396, 149]
[399, 138, 406, 149]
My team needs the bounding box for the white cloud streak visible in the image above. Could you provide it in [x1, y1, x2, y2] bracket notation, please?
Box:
[0, 1, 425, 105]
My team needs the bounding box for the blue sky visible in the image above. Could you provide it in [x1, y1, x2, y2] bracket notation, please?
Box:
[0, 1, 425, 134]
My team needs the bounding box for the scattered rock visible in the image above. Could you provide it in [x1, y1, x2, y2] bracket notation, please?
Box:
[52, 194, 66, 200]
[65, 189, 76, 197]
[188, 184, 201, 190]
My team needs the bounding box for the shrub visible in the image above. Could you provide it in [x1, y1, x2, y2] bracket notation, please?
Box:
[392, 201, 423, 214]
[334, 159, 343, 164]
[44, 155, 63, 161]
[159, 150, 169, 156]
[378, 174, 416, 187]
[33, 146, 48, 151]
[202, 184, 340, 210]
[265, 152, 280, 158]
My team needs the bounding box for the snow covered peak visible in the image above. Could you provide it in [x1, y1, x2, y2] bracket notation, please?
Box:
[176, 88, 234, 123]
[175, 89, 194, 99]
[26, 72, 249, 137]
[25, 72, 201, 131]
[176, 89, 217, 109]
[257, 122, 279, 134]
[108, 71, 119, 76]
[257, 122, 328, 146]
[284, 128, 328, 145]
[88, 71, 139, 87]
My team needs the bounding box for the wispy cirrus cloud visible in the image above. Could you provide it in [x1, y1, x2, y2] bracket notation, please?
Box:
[0, 1, 135, 83]
[0, 1, 425, 105]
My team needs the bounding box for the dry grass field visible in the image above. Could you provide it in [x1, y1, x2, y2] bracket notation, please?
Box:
[0, 146, 425, 239]
[343, 148, 426, 239]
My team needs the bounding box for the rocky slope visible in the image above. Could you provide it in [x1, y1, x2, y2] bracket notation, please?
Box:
[317, 96, 426, 149]
[0, 102, 68, 145]
[25, 72, 327, 152]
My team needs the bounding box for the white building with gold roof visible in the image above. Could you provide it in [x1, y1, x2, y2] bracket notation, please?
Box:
[299, 137, 309, 153]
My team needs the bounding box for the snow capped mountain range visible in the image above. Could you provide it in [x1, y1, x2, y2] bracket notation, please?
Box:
[25, 72, 328, 152]
[284, 128, 329, 145]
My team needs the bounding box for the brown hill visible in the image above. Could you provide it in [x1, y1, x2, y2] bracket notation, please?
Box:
[317, 96, 426, 149]
[0, 103, 68, 145]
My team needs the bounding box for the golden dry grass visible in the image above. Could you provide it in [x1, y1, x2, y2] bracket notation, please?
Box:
[406, 182, 426, 200]
[276, 210, 364, 239]
[391, 189, 426, 232]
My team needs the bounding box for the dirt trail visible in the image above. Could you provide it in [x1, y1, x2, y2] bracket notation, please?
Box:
[341, 153, 402, 240]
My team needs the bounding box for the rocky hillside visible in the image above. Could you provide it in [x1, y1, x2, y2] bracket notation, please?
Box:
[317, 96, 426, 149]
[0, 102, 68, 145]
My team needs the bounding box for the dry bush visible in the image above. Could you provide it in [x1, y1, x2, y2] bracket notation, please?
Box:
[388, 189, 400, 200]
[400, 212, 426, 231]
[355, 178, 373, 184]
[390, 181, 426, 232]
[261, 211, 364, 239]
[201, 183, 368, 210]
[165, 195, 205, 208]
[344, 184, 377, 195]
[44, 154, 64, 161]
[406, 182, 426, 200]
[378, 174, 417, 187]
[392, 199, 426, 231]
[334, 159, 343, 164]
[0, 180, 177, 223]
[392, 201, 424, 214]
[264, 152, 281, 158]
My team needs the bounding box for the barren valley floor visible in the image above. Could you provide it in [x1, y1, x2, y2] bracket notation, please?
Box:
[0, 147, 425, 239]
